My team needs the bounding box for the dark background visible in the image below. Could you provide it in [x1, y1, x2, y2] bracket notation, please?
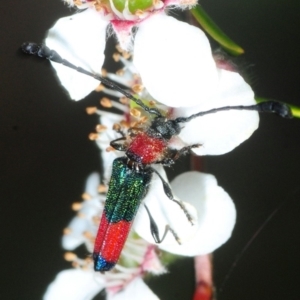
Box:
[1, 0, 300, 299]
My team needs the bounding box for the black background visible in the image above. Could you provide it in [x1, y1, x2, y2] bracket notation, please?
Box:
[1, 0, 300, 299]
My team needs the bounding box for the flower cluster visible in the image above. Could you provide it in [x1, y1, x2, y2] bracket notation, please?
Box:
[43, 1, 261, 298]
[42, 45, 259, 298]
[62, 0, 198, 49]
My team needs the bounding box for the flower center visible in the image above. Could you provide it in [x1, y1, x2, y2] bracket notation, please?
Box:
[115, 0, 154, 13]
[71, 0, 164, 20]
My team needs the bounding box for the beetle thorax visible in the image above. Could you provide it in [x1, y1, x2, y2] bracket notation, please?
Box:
[126, 132, 167, 164]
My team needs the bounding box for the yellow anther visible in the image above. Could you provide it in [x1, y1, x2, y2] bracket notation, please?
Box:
[135, 9, 145, 17]
[130, 108, 141, 118]
[100, 97, 112, 108]
[98, 184, 107, 193]
[88, 133, 99, 141]
[120, 120, 130, 128]
[116, 69, 125, 76]
[122, 51, 131, 60]
[94, 3, 105, 12]
[120, 96, 129, 105]
[140, 115, 148, 123]
[113, 53, 120, 62]
[86, 106, 97, 115]
[130, 121, 138, 128]
[83, 231, 93, 239]
[132, 84, 144, 93]
[73, 0, 83, 6]
[113, 123, 121, 132]
[63, 228, 72, 235]
[106, 146, 115, 152]
[64, 252, 77, 261]
[96, 124, 107, 132]
[95, 84, 105, 92]
[82, 192, 91, 200]
[71, 202, 82, 211]
[101, 68, 107, 77]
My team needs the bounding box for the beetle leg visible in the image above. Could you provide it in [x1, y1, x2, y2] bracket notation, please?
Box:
[110, 137, 127, 151]
[151, 168, 194, 225]
[172, 144, 201, 161]
[155, 144, 201, 166]
[144, 204, 181, 244]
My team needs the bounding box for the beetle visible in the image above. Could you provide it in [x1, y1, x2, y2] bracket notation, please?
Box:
[21, 42, 293, 271]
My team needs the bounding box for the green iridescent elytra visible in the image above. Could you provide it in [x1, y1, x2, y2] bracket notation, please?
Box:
[104, 157, 153, 223]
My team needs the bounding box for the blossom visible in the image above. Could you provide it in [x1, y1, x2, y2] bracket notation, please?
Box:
[45, 2, 259, 154]
[45, 1, 218, 103]
[43, 10, 261, 296]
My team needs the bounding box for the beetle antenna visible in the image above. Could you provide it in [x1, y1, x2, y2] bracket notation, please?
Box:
[21, 42, 162, 117]
[22, 42, 293, 122]
[175, 101, 293, 124]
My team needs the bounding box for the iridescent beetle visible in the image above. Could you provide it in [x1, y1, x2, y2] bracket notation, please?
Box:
[21, 42, 293, 271]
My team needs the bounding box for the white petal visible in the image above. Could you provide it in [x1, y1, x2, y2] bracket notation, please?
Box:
[107, 278, 159, 300]
[134, 166, 198, 248]
[43, 269, 104, 300]
[133, 13, 218, 107]
[62, 173, 103, 250]
[45, 10, 108, 100]
[85, 172, 101, 197]
[62, 216, 89, 250]
[159, 171, 236, 256]
[173, 69, 259, 155]
[62, 210, 101, 250]
[62, 195, 102, 250]
[110, 21, 135, 51]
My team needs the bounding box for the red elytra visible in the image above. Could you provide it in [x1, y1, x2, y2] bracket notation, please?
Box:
[94, 214, 132, 263]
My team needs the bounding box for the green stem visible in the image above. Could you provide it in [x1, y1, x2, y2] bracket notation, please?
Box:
[191, 5, 244, 56]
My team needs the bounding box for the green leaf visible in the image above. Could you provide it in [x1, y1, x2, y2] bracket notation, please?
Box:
[191, 5, 244, 56]
[256, 97, 300, 118]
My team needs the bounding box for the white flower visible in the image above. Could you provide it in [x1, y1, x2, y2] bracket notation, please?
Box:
[61, 0, 198, 51]
[43, 14, 261, 297]
[44, 269, 105, 300]
[44, 269, 160, 300]
[135, 170, 236, 256]
[132, 13, 218, 108]
[88, 49, 259, 159]
[172, 68, 259, 155]
[45, 2, 218, 103]
[45, 3, 258, 155]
